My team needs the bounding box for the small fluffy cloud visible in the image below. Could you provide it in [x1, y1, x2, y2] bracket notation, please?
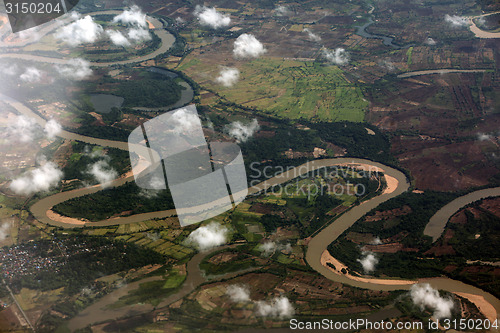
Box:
[194, 5, 231, 29]
[478, 133, 492, 141]
[113, 5, 148, 28]
[258, 241, 277, 256]
[87, 160, 118, 187]
[410, 284, 455, 320]
[185, 222, 229, 251]
[425, 37, 436, 45]
[380, 59, 396, 71]
[20, 67, 42, 83]
[256, 296, 295, 318]
[357, 251, 378, 274]
[44, 119, 62, 139]
[55, 15, 103, 46]
[303, 28, 321, 42]
[275, 5, 291, 16]
[0, 221, 11, 242]
[226, 285, 251, 303]
[216, 67, 240, 87]
[107, 30, 131, 46]
[170, 108, 201, 134]
[233, 34, 267, 59]
[0, 63, 19, 76]
[225, 119, 259, 142]
[127, 28, 152, 42]
[10, 161, 63, 195]
[371, 237, 383, 245]
[444, 14, 469, 27]
[8, 115, 40, 142]
[56, 58, 93, 80]
[323, 48, 350, 66]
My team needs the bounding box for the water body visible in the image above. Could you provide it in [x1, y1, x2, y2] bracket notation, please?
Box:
[355, 18, 414, 49]
[90, 94, 124, 114]
[424, 187, 500, 242]
[133, 68, 194, 111]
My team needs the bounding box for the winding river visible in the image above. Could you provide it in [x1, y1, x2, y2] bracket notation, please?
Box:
[1, 10, 499, 330]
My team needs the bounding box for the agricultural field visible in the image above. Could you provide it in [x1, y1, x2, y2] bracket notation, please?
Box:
[177, 57, 367, 121]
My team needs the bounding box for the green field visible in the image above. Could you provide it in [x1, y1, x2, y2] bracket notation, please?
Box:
[183, 57, 367, 121]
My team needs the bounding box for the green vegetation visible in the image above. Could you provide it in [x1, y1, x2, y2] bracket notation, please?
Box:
[52, 182, 175, 222]
[192, 58, 368, 121]
[199, 248, 256, 276]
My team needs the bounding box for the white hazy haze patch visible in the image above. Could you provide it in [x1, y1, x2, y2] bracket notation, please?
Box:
[113, 5, 148, 28]
[88, 159, 118, 188]
[10, 161, 63, 195]
[233, 34, 266, 58]
[194, 5, 231, 29]
[226, 285, 251, 302]
[225, 119, 259, 142]
[357, 251, 378, 274]
[425, 37, 437, 45]
[256, 296, 295, 318]
[107, 30, 131, 46]
[478, 133, 492, 141]
[44, 119, 62, 139]
[55, 14, 103, 46]
[8, 115, 39, 142]
[20, 67, 42, 83]
[216, 67, 240, 87]
[0, 221, 11, 241]
[56, 58, 93, 80]
[257, 241, 292, 256]
[444, 14, 469, 27]
[185, 222, 229, 251]
[275, 5, 291, 16]
[410, 284, 454, 320]
[303, 28, 321, 41]
[323, 48, 350, 65]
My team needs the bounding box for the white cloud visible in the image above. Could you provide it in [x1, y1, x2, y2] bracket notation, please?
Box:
[226, 285, 251, 303]
[20, 67, 42, 83]
[10, 161, 63, 195]
[56, 58, 93, 80]
[55, 15, 103, 46]
[410, 284, 455, 320]
[275, 5, 291, 16]
[127, 28, 152, 42]
[371, 237, 383, 245]
[478, 133, 492, 141]
[256, 296, 295, 318]
[87, 159, 117, 187]
[357, 251, 378, 274]
[303, 28, 321, 42]
[0, 63, 19, 76]
[225, 119, 259, 142]
[380, 59, 395, 71]
[185, 222, 229, 251]
[216, 67, 240, 87]
[233, 33, 267, 59]
[425, 37, 437, 45]
[44, 119, 62, 140]
[107, 30, 131, 46]
[170, 108, 202, 134]
[444, 14, 469, 27]
[194, 5, 231, 29]
[0, 221, 11, 242]
[258, 241, 277, 256]
[8, 115, 40, 142]
[113, 5, 148, 28]
[257, 241, 292, 256]
[323, 48, 350, 66]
